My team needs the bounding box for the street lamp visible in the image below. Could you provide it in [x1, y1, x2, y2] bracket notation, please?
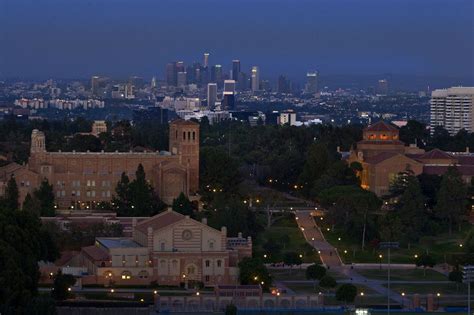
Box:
[379, 254, 383, 270]
[436, 293, 441, 309]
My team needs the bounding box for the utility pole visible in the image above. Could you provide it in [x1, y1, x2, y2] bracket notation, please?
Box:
[380, 242, 399, 315]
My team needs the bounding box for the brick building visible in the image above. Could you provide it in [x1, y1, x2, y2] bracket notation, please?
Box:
[0, 119, 199, 208]
[348, 121, 474, 196]
[41, 210, 252, 287]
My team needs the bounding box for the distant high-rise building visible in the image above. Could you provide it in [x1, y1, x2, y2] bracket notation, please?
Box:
[277, 75, 291, 94]
[176, 61, 185, 73]
[91, 76, 100, 95]
[177, 72, 187, 88]
[237, 72, 248, 91]
[166, 62, 178, 86]
[304, 71, 319, 94]
[207, 83, 217, 109]
[151, 76, 157, 89]
[251, 66, 260, 92]
[203, 53, 210, 68]
[377, 79, 389, 95]
[224, 80, 236, 94]
[232, 60, 241, 81]
[279, 111, 297, 126]
[211, 65, 223, 86]
[430, 87, 474, 135]
[223, 80, 236, 110]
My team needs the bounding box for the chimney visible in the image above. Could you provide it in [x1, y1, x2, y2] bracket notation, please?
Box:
[466, 147, 470, 153]
[238, 232, 242, 238]
[336, 146, 341, 153]
[201, 218, 207, 225]
[221, 226, 227, 236]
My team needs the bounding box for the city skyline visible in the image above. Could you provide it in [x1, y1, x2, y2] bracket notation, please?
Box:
[1, 0, 472, 83]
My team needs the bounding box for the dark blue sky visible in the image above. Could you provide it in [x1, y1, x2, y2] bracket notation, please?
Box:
[0, 0, 473, 83]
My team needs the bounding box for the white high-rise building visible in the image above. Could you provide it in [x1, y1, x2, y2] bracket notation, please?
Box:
[207, 83, 217, 109]
[203, 53, 210, 68]
[430, 87, 474, 135]
[251, 66, 260, 92]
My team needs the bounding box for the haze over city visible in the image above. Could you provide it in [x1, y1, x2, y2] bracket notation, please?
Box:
[1, 0, 473, 87]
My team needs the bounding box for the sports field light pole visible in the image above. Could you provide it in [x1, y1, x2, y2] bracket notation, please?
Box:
[380, 242, 399, 315]
[463, 265, 473, 315]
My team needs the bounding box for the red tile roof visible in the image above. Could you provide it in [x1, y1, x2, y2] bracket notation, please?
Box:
[364, 152, 399, 164]
[365, 121, 399, 132]
[423, 165, 474, 176]
[82, 245, 110, 262]
[358, 140, 405, 145]
[417, 149, 456, 160]
[135, 210, 185, 234]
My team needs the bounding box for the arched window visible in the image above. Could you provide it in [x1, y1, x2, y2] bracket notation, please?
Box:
[192, 132, 195, 141]
[138, 270, 149, 279]
[217, 260, 222, 268]
[121, 270, 132, 280]
[187, 131, 191, 141]
[183, 131, 186, 140]
[205, 260, 210, 267]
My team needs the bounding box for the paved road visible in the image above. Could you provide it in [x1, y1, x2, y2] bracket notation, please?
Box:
[295, 210, 342, 267]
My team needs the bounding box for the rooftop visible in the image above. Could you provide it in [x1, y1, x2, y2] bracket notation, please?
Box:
[365, 120, 399, 132]
[97, 238, 142, 249]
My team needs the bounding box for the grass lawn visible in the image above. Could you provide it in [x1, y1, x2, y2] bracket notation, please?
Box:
[270, 268, 348, 281]
[356, 268, 447, 281]
[254, 213, 322, 264]
[388, 283, 468, 295]
[285, 283, 377, 295]
[320, 220, 470, 264]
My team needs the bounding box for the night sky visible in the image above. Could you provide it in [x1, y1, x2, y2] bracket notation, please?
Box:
[0, 0, 473, 84]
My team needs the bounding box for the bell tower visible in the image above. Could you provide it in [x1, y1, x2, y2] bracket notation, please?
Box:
[30, 129, 46, 154]
[169, 119, 200, 194]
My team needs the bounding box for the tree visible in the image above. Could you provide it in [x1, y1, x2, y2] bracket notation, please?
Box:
[299, 143, 331, 197]
[319, 275, 337, 291]
[464, 227, 474, 254]
[262, 238, 282, 259]
[113, 172, 131, 215]
[200, 147, 241, 195]
[394, 175, 426, 244]
[238, 257, 271, 291]
[172, 192, 194, 216]
[225, 304, 237, 315]
[435, 167, 467, 234]
[283, 252, 302, 275]
[336, 284, 358, 304]
[448, 270, 463, 291]
[22, 193, 41, 215]
[306, 264, 326, 289]
[2, 175, 19, 210]
[113, 165, 165, 217]
[51, 270, 76, 301]
[415, 253, 436, 276]
[34, 179, 55, 217]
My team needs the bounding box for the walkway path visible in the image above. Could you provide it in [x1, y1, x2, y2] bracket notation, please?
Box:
[294, 208, 405, 306]
[295, 210, 342, 267]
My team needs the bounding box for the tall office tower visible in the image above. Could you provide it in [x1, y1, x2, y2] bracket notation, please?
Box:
[211, 65, 223, 86]
[203, 53, 210, 68]
[223, 80, 236, 110]
[207, 83, 217, 109]
[151, 76, 157, 89]
[232, 60, 241, 81]
[91, 76, 100, 95]
[377, 79, 389, 95]
[166, 62, 178, 86]
[237, 72, 248, 91]
[186, 66, 195, 84]
[277, 75, 291, 94]
[177, 72, 187, 88]
[430, 87, 474, 135]
[304, 71, 319, 94]
[176, 61, 185, 73]
[251, 66, 260, 92]
[224, 80, 236, 93]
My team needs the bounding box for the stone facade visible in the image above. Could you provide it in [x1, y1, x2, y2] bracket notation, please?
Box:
[46, 210, 252, 287]
[0, 119, 199, 208]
